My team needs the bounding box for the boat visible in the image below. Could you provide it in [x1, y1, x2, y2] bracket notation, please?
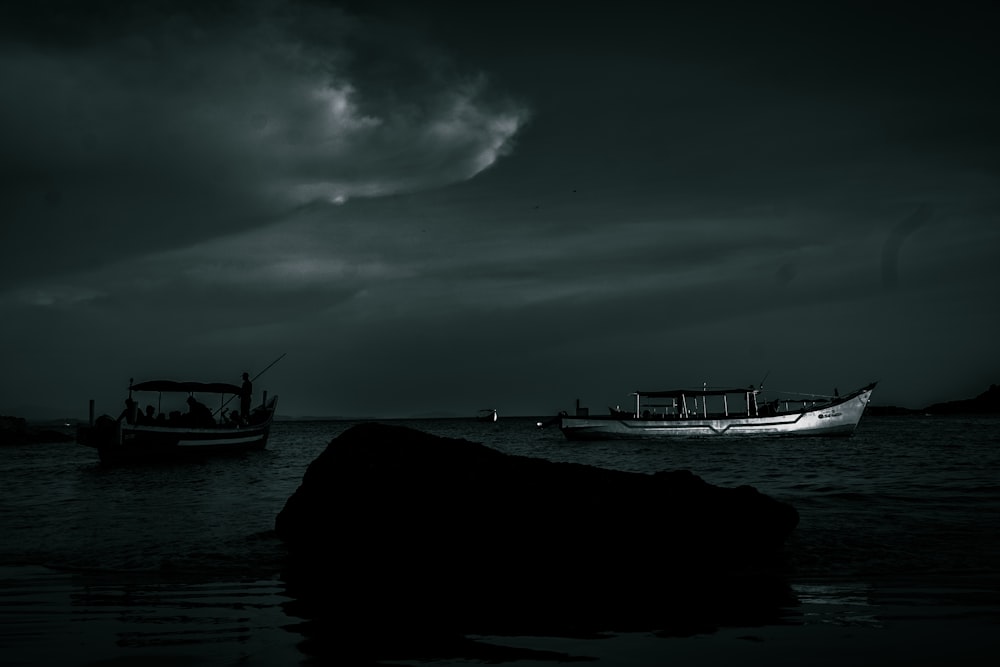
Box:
[559, 381, 877, 440]
[77, 378, 279, 464]
[476, 408, 498, 423]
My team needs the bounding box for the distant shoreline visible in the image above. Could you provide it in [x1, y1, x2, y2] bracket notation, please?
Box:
[868, 383, 999, 416]
[4, 383, 998, 428]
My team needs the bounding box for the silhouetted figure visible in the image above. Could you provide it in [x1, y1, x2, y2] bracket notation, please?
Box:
[240, 372, 253, 420]
[118, 398, 138, 424]
[140, 405, 156, 424]
[185, 396, 215, 427]
[226, 409, 244, 427]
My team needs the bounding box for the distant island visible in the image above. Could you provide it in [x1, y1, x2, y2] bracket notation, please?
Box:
[868, 384, 1000, 416]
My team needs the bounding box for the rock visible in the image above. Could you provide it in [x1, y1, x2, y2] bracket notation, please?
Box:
[275, 422, 799, 660]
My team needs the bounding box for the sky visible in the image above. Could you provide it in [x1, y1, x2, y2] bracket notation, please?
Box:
[1, 0, 998, 419]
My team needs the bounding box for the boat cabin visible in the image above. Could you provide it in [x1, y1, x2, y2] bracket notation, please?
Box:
[625, 386, 835, 420]
[118, 379, 268, 428]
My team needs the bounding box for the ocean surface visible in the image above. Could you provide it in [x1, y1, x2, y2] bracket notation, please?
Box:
[2, 416, 999, 666]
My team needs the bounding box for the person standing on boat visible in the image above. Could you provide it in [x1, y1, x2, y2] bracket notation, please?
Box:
[240, 372, 253, 420]
[117, 398, 138, 424]
[747, 385, 758, 417]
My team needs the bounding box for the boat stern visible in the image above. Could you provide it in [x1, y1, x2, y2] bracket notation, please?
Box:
[76, 417, 121, 449]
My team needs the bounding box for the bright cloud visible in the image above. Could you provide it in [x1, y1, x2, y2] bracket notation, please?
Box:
[0, 0, 531, 287]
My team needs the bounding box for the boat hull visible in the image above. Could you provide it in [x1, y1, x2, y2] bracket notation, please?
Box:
[560, 383, 875, 440]
[77, 398, 279, 464]
[79, 424, 272, 464]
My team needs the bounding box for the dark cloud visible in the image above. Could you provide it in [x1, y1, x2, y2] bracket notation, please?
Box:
[0, 0, 528, 286]
[2, 1, 998, 417]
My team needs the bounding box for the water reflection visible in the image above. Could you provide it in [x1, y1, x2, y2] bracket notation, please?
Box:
[0, 566, 298, 666]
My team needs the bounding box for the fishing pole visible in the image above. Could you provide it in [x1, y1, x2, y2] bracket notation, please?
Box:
[212, 352, 287, 417]
[758, 370, 771, 390]
[251, 352, 287, 382]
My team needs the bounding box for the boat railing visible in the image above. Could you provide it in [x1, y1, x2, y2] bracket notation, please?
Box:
[631, 389, 839, 420]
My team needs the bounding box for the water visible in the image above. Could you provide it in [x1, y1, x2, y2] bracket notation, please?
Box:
[2, 416, 999, 665]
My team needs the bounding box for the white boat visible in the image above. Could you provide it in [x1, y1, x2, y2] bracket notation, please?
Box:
[476, 408, 499, 423]
[559, 382, 877, 440]
[77, 378, 279, 464]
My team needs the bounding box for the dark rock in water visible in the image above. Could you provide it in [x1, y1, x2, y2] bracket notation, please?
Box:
[275, 423, 799, 662]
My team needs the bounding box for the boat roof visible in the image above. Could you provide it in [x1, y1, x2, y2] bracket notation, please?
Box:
[131, 380, 243, 394]
[636, 381, 878, 400]
[635, 387, 758, 398]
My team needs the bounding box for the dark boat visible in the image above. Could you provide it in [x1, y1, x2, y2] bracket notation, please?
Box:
[77, 378, 279, 464]
[475, 408, 498, 423]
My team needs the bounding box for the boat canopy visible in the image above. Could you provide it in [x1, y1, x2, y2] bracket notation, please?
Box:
[635, 387, 756, 398]
[131, 380, 243, 394]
